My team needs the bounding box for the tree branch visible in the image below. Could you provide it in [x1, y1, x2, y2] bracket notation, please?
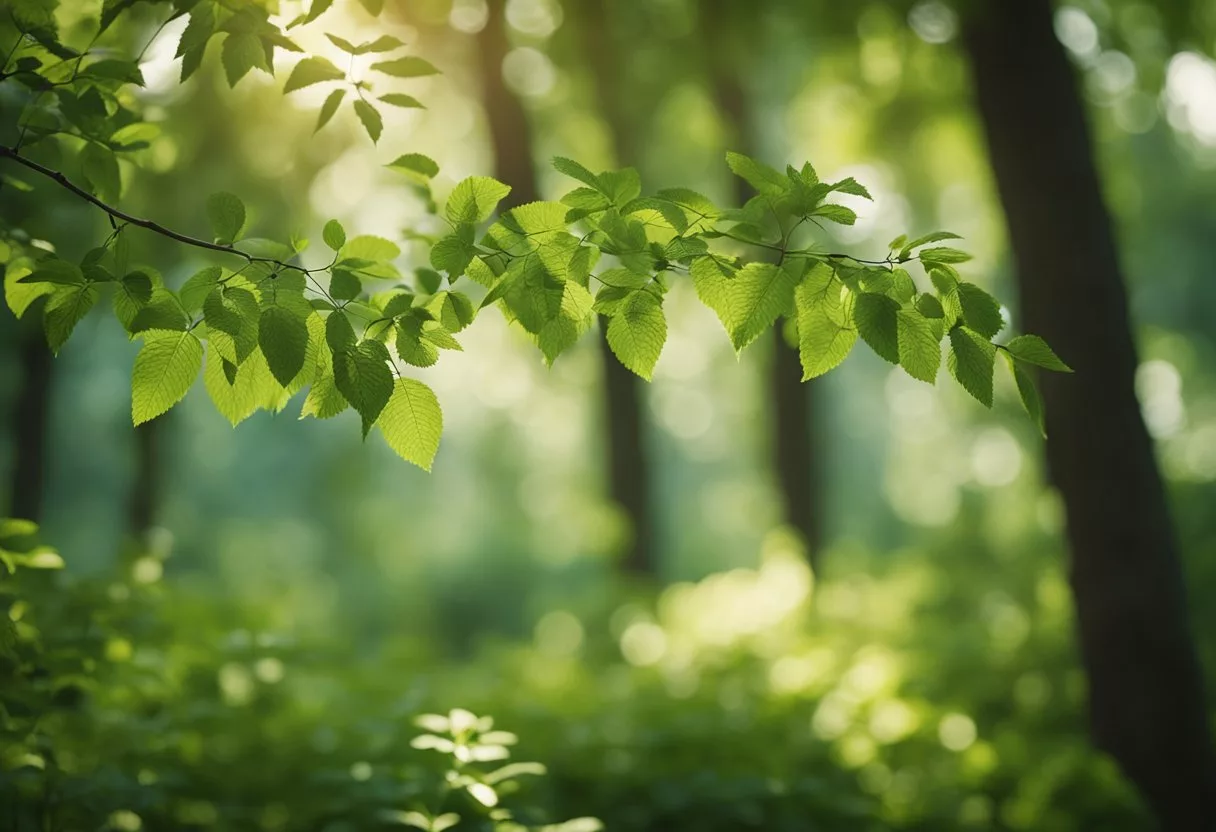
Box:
[0, 145, 310, 275]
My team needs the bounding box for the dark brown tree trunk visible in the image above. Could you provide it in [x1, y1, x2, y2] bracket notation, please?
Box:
[702, 1, 822, 565]
[576, 0, 656, 575]
[8, 324, 52, 522]
[478, 0, 655, 574]
[962, 0, 1216, 825]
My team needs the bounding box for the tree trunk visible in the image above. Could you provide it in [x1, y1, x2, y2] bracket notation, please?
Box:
[701, 0, 822, 565]
[575, 0, 657, 575]
[962, 0, 1216, 825]
[7, 324, 52, 523]
[127, 421, 159, 541]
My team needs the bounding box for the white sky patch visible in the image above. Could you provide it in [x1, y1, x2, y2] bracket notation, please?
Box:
[1165, 52, 1216, 145]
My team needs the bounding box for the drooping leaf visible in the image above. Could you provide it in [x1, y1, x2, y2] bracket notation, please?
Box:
[44, 283, 99, 353]
[1004, 352, 1046, 435]
[377, 377, 442, 470]
[896, 307, 941, 383]
[725, 151, 788, 197]
[948, 326, 997, 407]
[206, 192, 246, 244]
[315, 88, 347, 132]
[333, 340, 394, 435]
[1004, 334, 1072, 372]
[221, 32, 267, 87]
[353, 99, 383, 143]
[852, 292, 900, 364]
[259, 306, 309, 386]
[131, 329, 203, 424]
[956, 282, 1005, 338]
[605, 290, 666, 380]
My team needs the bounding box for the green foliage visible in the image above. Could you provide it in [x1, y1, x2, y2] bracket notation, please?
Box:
[0, 4, 1065, 471]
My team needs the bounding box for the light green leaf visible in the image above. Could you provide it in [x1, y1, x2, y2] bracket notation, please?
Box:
[606, 290, 666, 380]
[725, 151, 788, 197]
[180, 266, 222, 313]
[426, 291, 475, 332]
[948, 326, 997, 407]
[446, 176, 511, 224]
[900, 231, 962, 259]
[259, 306, 309, 386]
[283, 56, 345, 92]
[322, 219, 346, 250]
[896, 307, 941, 383]
[44, 283, 99, 353]
[430, 224, 475, 278]
[4, 259, 54, 317]
[378, 377, 442, 470]
[379, 93, 424, 108]
[354, 99, 383, 143]
[204, 347, 281, 425]
[370, 56, 439, 77]
[315, 88, 347, 133]
[1004, 334, 1072, 372]
[206, 192, 246, 244]
[300, 373, 347, 419]
[388, 153, 440, 181]
[132, 330, 203, 424]
[552, 156, 601, 189]
[918, 246, 972, 265]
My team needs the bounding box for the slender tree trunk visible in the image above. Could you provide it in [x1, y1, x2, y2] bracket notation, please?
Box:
[8, 323, 52, 522]
[702, 1, 822, 565]
[962, 0, 1216, 825]
[574, 0, 656, 575]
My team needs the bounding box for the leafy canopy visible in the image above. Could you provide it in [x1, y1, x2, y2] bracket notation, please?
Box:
[0, 0, 1069, 471]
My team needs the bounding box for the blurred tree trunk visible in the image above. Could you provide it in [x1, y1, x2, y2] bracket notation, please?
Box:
[962, 0, 1216, 825]
[127, 422, 159, 541]
[575, 0, 656, 575]
[7, 323, 52, 522]
[702, 0, 822, 566]
[478, 0, 655, 575]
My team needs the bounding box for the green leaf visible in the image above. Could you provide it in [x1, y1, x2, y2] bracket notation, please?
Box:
[956, 282, 1004, 338]
[796, 270, 857, 380]
[426, 291, 475, 332]
[430, 224, 476, 278]
[300, 373, 347, 419]
[259, 306, 309, 386]
[446, 176, 511, 224]
[395, 318, 439, 367]
[831, 177, 872, 200]
[896, 307, 941, 383]
[360, 35, 406, 53]
[1004, 334, 1072, 372]
[18, 258, 84, 285]
[340, 235, 401, 264]
[326, 310, 357, 352]
[204, 347, 281, 425]
[131, 330, 203, 425]
[354, 99, 383, 143]
[333, 340, 394, 436]
[207, 192, 247, 244]
[283, 56, 345, 92]
[315, 88, 347, 132]
[177, 4, 215, 57]
[416, 268, 443, 294]
[605, 290, 666, 380]
[129, 291, 189, 333]
[377, 377, 442, 470]
[370, 56, 440, 77]
[80, 142, 121, 203]
[329, 269, 361, 300]
[812, 204, 858, 226]
[725, 151, 788, 197]
[899, 231, 961, 259]
[323, 219, 347, 250]
[552, 156, 601, 190]
[852, 292, 900, 364]
[379, 93, 424, 108]
[4, 259, 54, 317]
[180, 266, 222, 313]
[325, 34, 361, 53]
[948, 327, 997, 407]
[99, 0, 140, 33]
[1004, 352, 1046, 435]
[221, 32, 267, 87]
[44, 284, 99, 352]
[388, 153, 439, 181]
[918, 246, 972, 265]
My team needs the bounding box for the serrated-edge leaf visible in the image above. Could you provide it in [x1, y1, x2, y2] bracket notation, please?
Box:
[132, 330, 203, 424]
[377, 377, 442, 470]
